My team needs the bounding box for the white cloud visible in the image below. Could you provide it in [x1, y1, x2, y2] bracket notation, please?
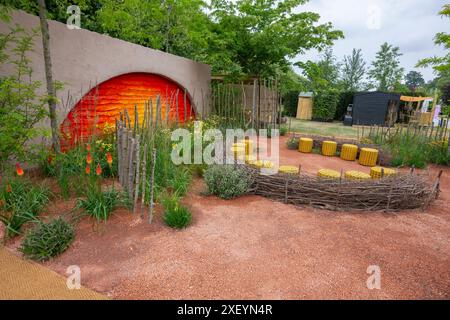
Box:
[293, 0, 449, 81]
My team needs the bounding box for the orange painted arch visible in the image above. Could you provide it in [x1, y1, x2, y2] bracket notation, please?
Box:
[60, 72, 194, 147]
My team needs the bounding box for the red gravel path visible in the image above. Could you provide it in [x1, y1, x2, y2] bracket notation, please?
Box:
[3, 136, 450, 299]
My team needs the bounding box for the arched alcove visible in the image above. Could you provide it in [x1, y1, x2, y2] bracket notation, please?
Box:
[60, 72, 194, 147]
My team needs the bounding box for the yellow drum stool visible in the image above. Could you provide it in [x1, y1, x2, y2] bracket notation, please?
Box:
[231, 143, 246, 160]
[345, 170, 371, 180]
[279, 165, 299, 174]
[239, 139, 254, 155]
[254, 160, 274, 169]
[245, 155, 257, 165]
[370, 166, 396, 179]
[358, 148, 379, 166]
[318, 169, 340, 179]
[298, 138, 313, 153]
[340, 144, 358, 161]
[322, 141, 337, 156]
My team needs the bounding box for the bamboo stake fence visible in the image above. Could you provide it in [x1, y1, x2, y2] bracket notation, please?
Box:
[210, 78, 282, 130]
[357, 116, 450, 146]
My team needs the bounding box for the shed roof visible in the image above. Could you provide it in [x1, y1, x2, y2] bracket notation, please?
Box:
[299, 92, 313, 97]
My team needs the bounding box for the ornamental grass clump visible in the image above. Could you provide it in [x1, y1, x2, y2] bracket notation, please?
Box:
[76, 187, 132, 222]
[0, 178, 51, 238]
[20, 217, 74, 261]
[204, 165, 253, 199]
[162, 194, 192, 229]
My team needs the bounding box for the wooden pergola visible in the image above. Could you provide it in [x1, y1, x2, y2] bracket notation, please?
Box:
[400, 95, 435, 125]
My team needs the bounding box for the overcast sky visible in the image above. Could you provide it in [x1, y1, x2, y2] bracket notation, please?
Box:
[292, 0, 448, 82]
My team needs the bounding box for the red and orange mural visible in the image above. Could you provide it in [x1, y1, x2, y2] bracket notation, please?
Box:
[60, 72, 194, 148]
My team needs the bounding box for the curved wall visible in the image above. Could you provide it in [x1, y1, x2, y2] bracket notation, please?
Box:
[0, 10, 210, 145]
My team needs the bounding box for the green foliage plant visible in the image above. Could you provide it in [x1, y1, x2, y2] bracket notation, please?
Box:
[20, 217, 74, 261]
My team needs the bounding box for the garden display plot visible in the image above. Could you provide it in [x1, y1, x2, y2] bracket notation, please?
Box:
[1, 140, 449, 300]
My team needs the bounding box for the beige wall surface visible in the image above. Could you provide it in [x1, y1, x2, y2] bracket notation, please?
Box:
[0, 10, 211, 128]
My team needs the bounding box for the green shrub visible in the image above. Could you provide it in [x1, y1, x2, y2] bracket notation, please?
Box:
[286, 137, 299, 150]
[279, 126, 288, 136]
[313, 89, 339, 121]
[0, 179, 51, 238]
[204, 165, 253, 199]
[0, 25, 49, 165]
[162, 195, 192, 229]
[167, 166, 192, 196]
[77, 188, 132, 222]
[20, 218, 74, 261]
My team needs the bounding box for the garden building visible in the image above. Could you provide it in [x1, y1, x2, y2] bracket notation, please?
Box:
[351, 92, 401, 126]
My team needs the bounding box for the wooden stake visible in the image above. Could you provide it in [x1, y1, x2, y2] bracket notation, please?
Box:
[133, 135, 141, 213]
[284, 177, 289, 204]
[140, 145, 148, 218]
[127, 137, 135, 194]
[149, 148, 157, 224]
[386, 179, 394, 212]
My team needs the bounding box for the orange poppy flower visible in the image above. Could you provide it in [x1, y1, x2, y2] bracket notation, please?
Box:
[6, 184, 12, 193]
[86, 152, 92, 164]
[106, 153, 113, 166]
[86, 144, 91, 152]
[85, 165, 91, 175]
[96, 163, 102, 176]
[15, 163, 24, 176]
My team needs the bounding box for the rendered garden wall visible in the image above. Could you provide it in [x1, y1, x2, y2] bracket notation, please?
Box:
[0, 10, 211, 142]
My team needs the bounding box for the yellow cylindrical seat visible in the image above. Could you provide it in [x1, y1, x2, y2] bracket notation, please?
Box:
[245, 155, 257, 165]
[345, 170, 371, 180]
[322, 140, 337, 157]
[231, 143, 246, 160]
[340, 144, 358, 161]
[298, 138, 313, 153]
[370, 166, 397, 179]
[279, 165, 299, 174]
[317, 169, 340, 179]
[239, 139, 254, 155]
[358, 148, 379, 166]
[254, 160, 274, 169]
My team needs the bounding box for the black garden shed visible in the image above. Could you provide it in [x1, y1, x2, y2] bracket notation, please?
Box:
[352, 92, 401, 126]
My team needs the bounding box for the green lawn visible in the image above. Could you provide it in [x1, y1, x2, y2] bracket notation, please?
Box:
[286, 117, 358, 139]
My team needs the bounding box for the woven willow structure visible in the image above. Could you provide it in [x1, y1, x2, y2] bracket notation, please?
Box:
[245, 166, 439, 212]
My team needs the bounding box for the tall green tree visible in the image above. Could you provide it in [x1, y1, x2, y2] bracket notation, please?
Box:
[0, 9, 49, 167]
[96, 0, 210, 59]
[296, 47, 341, 91]
[0, 0, 101, 31]
[405, 70, 425, 92]
[208, 0, 343, 77]
[417, 4, 450, 73]
[341, 48, 366, 91]
[37, 0, 60, 153]
[368, 42, 404, 91]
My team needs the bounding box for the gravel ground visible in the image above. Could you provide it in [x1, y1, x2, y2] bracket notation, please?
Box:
[2, 136, 450, 299]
